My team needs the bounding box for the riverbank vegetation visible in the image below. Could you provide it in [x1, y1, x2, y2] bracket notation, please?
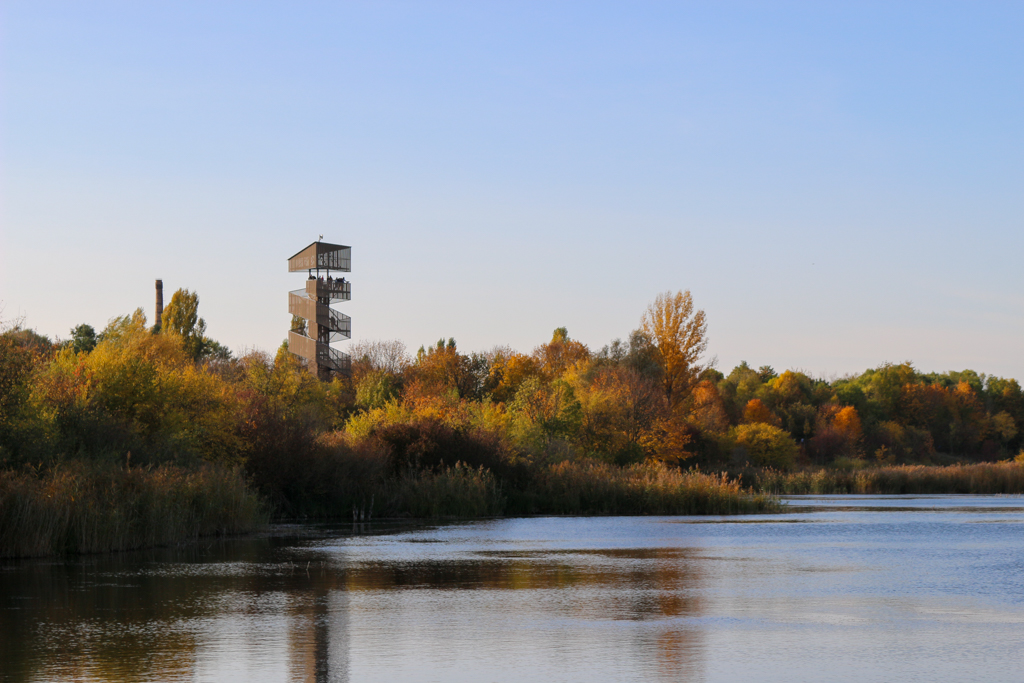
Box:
[0, 462, 264, 558]
[755, 459, 1024, 495]
[3, 286, 1022, 555]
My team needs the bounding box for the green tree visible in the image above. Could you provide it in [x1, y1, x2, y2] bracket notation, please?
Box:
[356, 370, 401, 410]
[68, 324, 98, 354]
[865, 362, 919, 419]
[0, 333, 37, 460]
[510, 375, 583, 446]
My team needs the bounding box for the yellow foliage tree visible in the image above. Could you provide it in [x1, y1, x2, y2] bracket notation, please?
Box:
[486, 349, 541, 404]
[730, 423, 798, 470]
[640, 290, 708, 409]
[33, 310, 244, 464]
[638, 415, 693, 465]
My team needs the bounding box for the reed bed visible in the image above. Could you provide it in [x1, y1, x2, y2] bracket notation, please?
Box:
[345, 460, 776, 519]
[515, 461, 779, 516]
[385, 464, 505, 518]
[0, 463, 267, 558]
[757, 461, 1024, 495]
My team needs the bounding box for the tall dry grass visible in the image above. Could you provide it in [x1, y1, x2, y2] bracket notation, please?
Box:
[293, 445, 776, 519]
[757, 461, 1024, 495]
[0, 463, 267, 558]
[385, 463, 505, 518]
[516, 461, 778, 515]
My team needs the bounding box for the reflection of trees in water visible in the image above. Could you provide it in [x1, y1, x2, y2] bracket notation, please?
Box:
[0, 536, 705, 683]
[0, 550, 204, 683]
[332, 546, 706, 681]
[0, 538, 296, 682]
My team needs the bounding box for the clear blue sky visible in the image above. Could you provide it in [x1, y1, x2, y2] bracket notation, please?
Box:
[2, 1, 1022, 379]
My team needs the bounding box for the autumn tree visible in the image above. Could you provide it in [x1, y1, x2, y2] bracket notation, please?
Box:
[355, 370, 402, 410]
[508, 375, 583, 459]
[948, 381, 987, 454]
[832, 405, 863, 442]
[742, 398, 777, 426]
[532, 327, 590, 381]
[717, 361, 767, 422]
[640, 291, 708, 409]
[589, 365, 666, 454]
[485, 348, 541, 404]
[865, 362, 919, 420]
[595, 330, 662, 380]
[161, 288, 207, 360]
[764, 371, 818, 439]
[729, 422, 798, 470]
[807, 404, 863, 462]
[408, 338, 488, 401]
[689, 379, 729, 433]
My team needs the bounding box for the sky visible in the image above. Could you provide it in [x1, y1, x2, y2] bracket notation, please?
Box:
[1, 1, 1022, 379]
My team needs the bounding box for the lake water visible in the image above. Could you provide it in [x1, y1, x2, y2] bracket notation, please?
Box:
[3, 495, 1024, 682]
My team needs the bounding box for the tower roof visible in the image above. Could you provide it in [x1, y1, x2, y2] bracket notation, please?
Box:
[287, 241, 351, 272]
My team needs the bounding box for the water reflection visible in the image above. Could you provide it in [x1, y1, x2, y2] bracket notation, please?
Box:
[1, 526, 707, 683]
[4, 501, 1024, 683]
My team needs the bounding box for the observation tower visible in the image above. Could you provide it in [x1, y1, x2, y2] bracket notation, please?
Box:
[287, 240, 352, 379]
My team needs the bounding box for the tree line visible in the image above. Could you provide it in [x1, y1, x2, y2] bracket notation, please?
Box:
[1, 288, 1021, 522]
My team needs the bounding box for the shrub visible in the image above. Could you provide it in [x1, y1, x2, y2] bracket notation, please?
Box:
[368, 417, 519, 480]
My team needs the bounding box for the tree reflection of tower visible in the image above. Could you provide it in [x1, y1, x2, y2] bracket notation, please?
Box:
[289, 580, 350, 683]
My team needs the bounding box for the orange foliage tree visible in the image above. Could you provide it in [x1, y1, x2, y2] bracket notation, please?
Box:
[532, 327, 590, 381]
[742, 398, 777, 426]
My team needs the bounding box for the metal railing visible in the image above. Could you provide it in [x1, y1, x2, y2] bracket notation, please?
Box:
[288, 243, 351, 273]
[288, 292, 352, 339]
[287, 331, 351, 374]
[304, 279, 351, 302]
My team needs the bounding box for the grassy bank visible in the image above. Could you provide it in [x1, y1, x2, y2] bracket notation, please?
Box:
[0, 463, 267, 558]
[756, 461, 1024, 495]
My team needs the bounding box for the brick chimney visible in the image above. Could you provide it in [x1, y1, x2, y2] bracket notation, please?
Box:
[154, 279, 164, 332]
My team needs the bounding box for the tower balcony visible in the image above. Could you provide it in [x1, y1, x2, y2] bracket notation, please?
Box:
[287, 331, 351, 374]
[302, 278, 350, 302]
[289, 291, 352, 339]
